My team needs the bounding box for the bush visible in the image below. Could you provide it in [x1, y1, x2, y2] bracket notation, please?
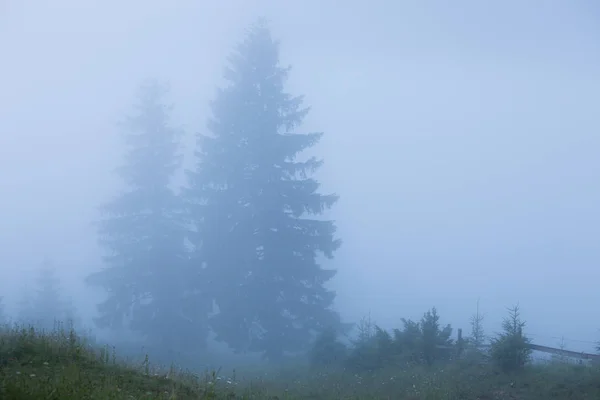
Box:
[420, 307, 453, 365]
[490, 304, 532, 372]
[393, 318, 421, 364]
[343, 308, 456, 372]
[308, 327, 348, 367]
[344, 315, 384, 371]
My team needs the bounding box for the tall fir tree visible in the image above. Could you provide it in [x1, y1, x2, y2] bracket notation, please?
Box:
[86, 80, 209, 354]
[185, 20, 342, 361]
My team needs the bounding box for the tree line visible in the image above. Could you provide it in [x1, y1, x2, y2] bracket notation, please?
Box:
[82, 20, 344, 362]
[309, 305, 534, 373]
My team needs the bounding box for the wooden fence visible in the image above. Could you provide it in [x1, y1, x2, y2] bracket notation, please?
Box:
[441, 328, 600, 364]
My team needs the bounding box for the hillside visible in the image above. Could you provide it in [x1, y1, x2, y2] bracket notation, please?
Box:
[1, 324, 600, 399]
[0, 324, 239, 399]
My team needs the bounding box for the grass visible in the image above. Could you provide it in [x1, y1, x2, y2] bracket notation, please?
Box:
[1, 323, 599, 399]
[0, 323, 241, 399]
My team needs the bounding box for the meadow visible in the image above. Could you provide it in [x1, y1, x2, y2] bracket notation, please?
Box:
[1, 322, 599, 399]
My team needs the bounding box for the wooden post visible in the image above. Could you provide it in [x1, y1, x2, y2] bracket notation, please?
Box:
[457, 328, 464, 358]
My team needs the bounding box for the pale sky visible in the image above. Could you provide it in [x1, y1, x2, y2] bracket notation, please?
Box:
[1, 1, 599, 352]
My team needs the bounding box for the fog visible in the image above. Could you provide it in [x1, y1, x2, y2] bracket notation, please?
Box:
[1, 0, 600, 359]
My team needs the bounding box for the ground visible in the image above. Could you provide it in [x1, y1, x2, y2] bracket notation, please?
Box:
[1, 324, 599, 399]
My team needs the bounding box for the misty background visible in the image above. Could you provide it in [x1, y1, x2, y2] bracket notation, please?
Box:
[1, 0, 599, 355]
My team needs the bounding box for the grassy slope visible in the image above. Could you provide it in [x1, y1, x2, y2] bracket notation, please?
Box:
[1, 324, 600, 399]
[0, 325, 239, 399]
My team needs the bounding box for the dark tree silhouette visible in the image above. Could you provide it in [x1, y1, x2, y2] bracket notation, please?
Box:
[185, 20, 343, 361]
[87, 81, 210, 354]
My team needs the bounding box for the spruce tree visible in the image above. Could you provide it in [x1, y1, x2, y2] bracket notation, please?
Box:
[86, 80, 209, 353]
[490, 304, 532, 372]
[468, 299, 486, 349]
[32, 260, 65, 330]
[420, 307, 453, 365]
[15, 259, 77, 331]
[185, 20, 342, 361]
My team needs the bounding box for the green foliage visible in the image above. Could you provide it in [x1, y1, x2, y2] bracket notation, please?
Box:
[490, 304, 532, 372]
[345, 320, 398, 371]
[468, 299, 486, 348]
[393, 318, 422, 363]
[344, 314, 377, 370]
[344, 308, 455, 372]
[308, 327, 347, 367]
[2, 322, 599, 400]
[355, 313, 375, 344]
[460, 300, 488, 365]
[420, 307, 454, 365]
[0, 323, 239, 399]
[184, 19, 342, 361]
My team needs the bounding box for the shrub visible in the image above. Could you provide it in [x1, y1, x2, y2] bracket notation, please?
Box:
[308, 327, 348, 367]
[344, 315, 383, 371]
[393, 318, 422, 364]
[344, 308, 455, 371]
[490, 304, 532, 372]
[420, 307, 453, 365]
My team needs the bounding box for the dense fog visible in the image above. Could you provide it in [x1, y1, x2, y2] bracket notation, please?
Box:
[1, 0, 600, 369]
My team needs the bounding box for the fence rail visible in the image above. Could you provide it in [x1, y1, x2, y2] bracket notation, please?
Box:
[438, 328, 600, 364]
